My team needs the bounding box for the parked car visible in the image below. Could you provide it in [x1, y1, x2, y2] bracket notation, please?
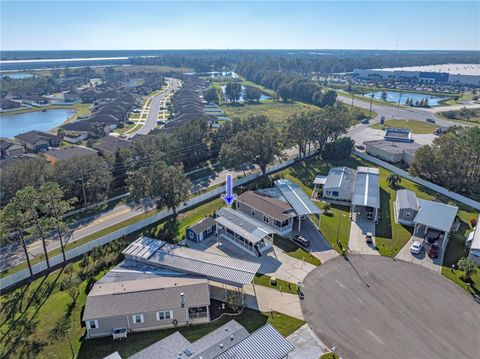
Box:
[355, 144, 365, 150]
[410, 241, 423, 254]
[426, 118, 436, 123]
[426, 230, 441, 244]
[428, 245, 440, 258]
[366, 232, 373, 244]
[367, 213, 373, 220]
[293, 235, 310, 247]
[361, 119, 369, 124]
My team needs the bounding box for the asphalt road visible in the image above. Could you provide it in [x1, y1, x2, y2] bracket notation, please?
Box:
[132, 78, 180, 136]
[301, 255, 480, 359]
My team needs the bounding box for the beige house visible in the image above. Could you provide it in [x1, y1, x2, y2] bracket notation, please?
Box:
[83, 275, 210, 339]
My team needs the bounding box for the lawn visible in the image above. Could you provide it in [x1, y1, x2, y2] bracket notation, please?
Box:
[370, 119, 438, 134]
[272, 235, 321, 266]
[0, 256, 304, 359]
[253, 273, 298, 294]
[221, 99, 316, 124]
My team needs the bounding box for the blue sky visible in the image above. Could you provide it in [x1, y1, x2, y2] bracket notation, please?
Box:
[1, 1, 479, 50]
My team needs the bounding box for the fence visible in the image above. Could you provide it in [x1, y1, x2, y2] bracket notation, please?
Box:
[0, 156, 297, 291]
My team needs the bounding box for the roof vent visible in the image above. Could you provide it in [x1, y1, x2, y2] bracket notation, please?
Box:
[219, 344, 224, 349]
[230, 335, 234, 341]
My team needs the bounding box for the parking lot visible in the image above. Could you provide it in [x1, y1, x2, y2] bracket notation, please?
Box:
[302, 255, 480, 359]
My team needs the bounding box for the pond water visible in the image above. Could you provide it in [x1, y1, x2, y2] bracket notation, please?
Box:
[2, 73, 34, 79]
[0, 109, 75, 138]
[220, 85, 271, 102]
[364, 91, 448, 107]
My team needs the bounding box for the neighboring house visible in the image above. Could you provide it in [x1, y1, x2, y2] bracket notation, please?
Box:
[186, 217, 216, 243]
[43, 146, 98, 164]
[15, 130, 61, 152]
[394, 189, 420, 225]
[93, 135, 133, 156]
[466, 214, 480, 265]
[0, 138, 24, 158]
[83, 275, 211, 339]
[128, 320, 294, 359]
[215, 207, 275, 257]
[394, 189, 459, 247]
[322, 166, 357, 202]
[0, 98, 21, 110]
[363, 140, 421, 165]
[236, 190, 295, 236]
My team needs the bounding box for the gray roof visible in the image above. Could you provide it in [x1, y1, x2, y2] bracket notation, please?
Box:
[83, 276, 210, 321]
[237, 191, 294, 222]
[323, 167, 356, 192]
[189, 216, 217, 234]
[103, 352, 122, 359]
[364, 140, 421, 155]
[396, 189, 419, 211]
[414, 199, 458, 233]
[352, 167, 380, 209]
[274, 179, 321, 216]
[128, 320, 293, 359]
[44, 145, 98, 161]
[122, 237, 261, 287]
[214, 324, 295, 359]
[216, 207, 275, 244]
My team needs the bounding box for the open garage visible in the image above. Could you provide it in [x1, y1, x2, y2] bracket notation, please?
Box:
[301, 255, 480, 359]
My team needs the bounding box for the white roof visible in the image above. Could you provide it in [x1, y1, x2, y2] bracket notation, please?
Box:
[122, 236, 164, 260]
[323, 167, 356, 192]
[274, 179, 321, 216]
[414, 199, 459, 233]
[469, 214, 480, 250]
[313, 175, 328, 185]
[369, 64, 480, 76]
[351, 167, 380, 209]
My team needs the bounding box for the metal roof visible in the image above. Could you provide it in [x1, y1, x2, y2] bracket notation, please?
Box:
[214, 324, 295, 359]
[216, 207, 275, 244]
[396, 189, 419, 211]
[145, 243, 260, 287]
[471, 214, 480, 250]
[352, 167, 380, 209]
[122, 236, 165, 260]
[313, 175, 328, 185]
[274, 179, 321, 216]
[414, 199, 458, 233]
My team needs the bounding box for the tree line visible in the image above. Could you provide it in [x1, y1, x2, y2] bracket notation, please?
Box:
[409, 126, 480, 196]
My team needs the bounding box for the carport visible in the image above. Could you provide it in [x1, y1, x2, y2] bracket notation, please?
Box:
[413, 199, 458, 249]
[274, 179, 321, 231]
[351, 167, 380, 222]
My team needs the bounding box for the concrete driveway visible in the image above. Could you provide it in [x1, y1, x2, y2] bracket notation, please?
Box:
[204, 238, 317, 283]
[395, 235, 445, 273]
[287, 324, 330, 359]
[292, 217, 338, 263]
[302, 255, 480, 359]
[348, 208, 379, 255]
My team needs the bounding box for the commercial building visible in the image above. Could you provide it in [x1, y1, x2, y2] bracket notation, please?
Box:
[353, 64, 480, 86]
[384, 128, 412, 142]
[364, 140, 421, 165]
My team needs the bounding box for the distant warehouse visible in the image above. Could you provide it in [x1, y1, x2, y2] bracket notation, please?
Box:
[353, 64, 480, 86]
[363, 140, 421, 165]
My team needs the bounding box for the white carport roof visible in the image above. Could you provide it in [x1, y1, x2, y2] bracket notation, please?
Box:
[414, 199, 459, 233]
[351, 167, 380, 209]
[274, 179, 321, 216]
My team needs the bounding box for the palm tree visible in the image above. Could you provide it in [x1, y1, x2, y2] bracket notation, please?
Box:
[457, 257, 478, 282]
[322, 202, 331, 215]
[387, 173, 401, 188]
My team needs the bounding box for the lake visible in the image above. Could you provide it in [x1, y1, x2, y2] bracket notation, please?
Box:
[364, 91, 448, 106]
[1, 73, 34, 79]
[220, 85, 271, 102]
[0, 109, 75, 138]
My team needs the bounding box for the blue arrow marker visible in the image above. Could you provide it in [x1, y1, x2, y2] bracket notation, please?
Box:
[221, 174, 237, 207]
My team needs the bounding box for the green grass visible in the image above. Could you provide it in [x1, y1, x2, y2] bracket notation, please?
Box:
[221, 99, 317, 124]
[370, 119, 438, 134]
[253, 273, 298, 294]
[272, 235, 321, 266]
[0, 256, 304, 359]
[320, 353, 339, 359]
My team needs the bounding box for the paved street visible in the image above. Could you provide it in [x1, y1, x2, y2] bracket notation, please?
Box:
[302, 255, 480, 359]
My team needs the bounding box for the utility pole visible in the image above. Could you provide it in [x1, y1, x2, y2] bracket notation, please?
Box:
[351, 93, 355, 107]
[369, 93, 374, 119]
[398, 92, 402, 108]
